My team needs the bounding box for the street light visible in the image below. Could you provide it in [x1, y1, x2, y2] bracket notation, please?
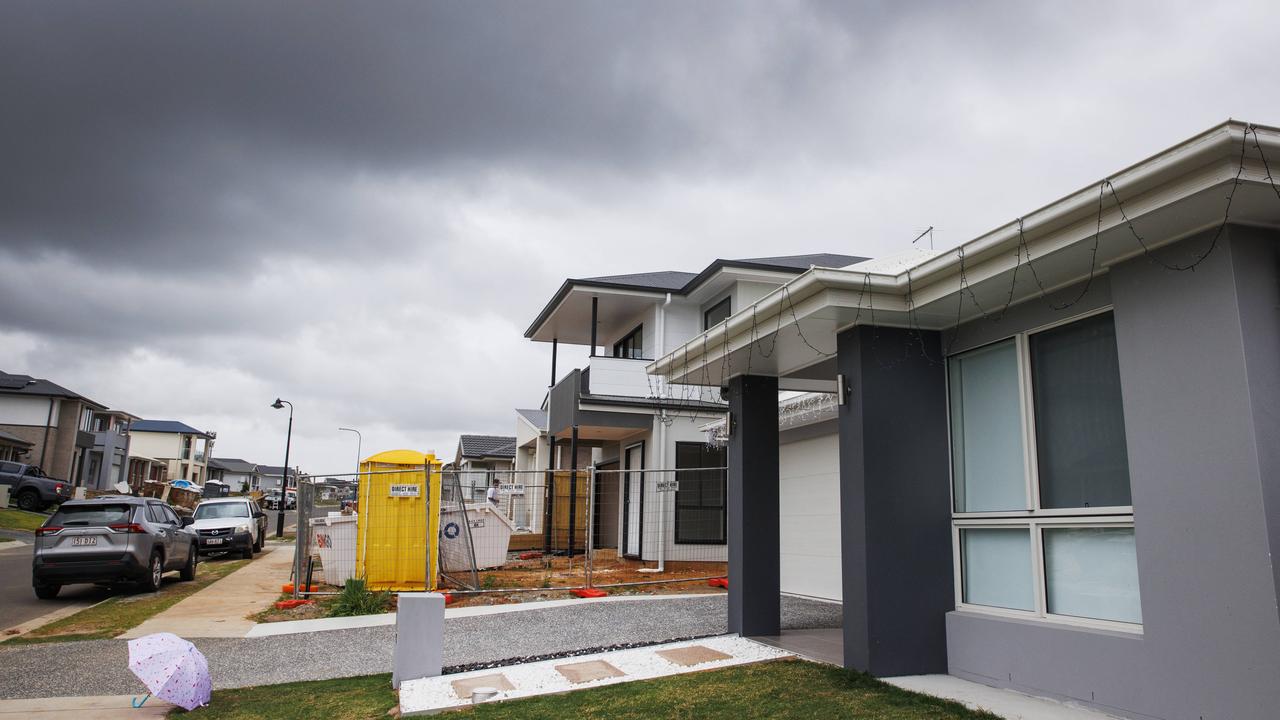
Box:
[271, 398, 293, 538]
[338, 427, 361, 479]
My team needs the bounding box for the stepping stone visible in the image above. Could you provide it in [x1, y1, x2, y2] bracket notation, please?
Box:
[555, 659, 626, 684]
[450, 673, 515, 700]
[655, 645, 734, 667]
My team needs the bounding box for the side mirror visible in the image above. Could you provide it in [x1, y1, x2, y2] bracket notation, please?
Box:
[180, 516, 195, 528]
[253, 511, 265, 519]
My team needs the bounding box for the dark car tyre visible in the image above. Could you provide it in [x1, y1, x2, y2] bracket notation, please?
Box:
[142, 551, 164, 592]
[16, 490, 41, 512]
[33, 583, 60, 599]
[253, 532, 262, 553]
[180, 546, 197, 581]
[241, 542, 254, 560]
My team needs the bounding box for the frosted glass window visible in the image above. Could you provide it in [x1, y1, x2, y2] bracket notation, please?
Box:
[961, 528, 1034, 611]
[1031, 313, 1131, 509]
[1044, 527, 1142, 624]
[949, 341, 1027, 512]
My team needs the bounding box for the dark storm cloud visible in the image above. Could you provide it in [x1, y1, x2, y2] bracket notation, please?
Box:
[0, 1, 842, 270]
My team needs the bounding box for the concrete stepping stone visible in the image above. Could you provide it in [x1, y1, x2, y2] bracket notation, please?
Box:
[555, 659, 626, 684]
[655, 644, 734, 667]
[450, 673, 515, 700]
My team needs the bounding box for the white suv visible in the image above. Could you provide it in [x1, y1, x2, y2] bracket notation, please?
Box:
[191, 498, 267, 559]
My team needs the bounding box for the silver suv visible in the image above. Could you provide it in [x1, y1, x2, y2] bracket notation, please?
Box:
[32, 496, 198, 599]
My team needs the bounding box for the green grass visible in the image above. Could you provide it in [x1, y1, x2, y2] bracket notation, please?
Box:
[0, 507, 48, 532]
[172, 660, 998, 720]
[5, 557, 249, 644]
[172, 673, 396, 719]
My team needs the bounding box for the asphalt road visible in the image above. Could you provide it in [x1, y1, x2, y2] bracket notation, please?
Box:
[0, 539, 116, 628]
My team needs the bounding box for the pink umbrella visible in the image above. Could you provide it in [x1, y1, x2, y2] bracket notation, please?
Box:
[127, 632, 212, 711]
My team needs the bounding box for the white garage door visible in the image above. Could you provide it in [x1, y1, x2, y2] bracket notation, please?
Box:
[779, 432, 842, 602]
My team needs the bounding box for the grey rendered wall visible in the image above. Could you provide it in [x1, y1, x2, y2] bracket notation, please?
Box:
[946, 228, 1280, 720]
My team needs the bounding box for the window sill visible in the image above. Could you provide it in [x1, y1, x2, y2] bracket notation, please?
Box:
[949, 606, 1144, 638]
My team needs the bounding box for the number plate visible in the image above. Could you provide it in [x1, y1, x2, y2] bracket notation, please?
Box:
[205, 538, 224, 545]
[71, 536, 97, 546]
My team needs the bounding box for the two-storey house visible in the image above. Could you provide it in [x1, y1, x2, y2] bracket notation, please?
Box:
[127, 419, 216, 485]
[0, 371, 106, 484]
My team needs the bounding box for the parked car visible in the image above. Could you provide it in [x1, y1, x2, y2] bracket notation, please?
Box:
[191, 497, 267, 559]
[32, 496, 197, 599]
[262, 491, 296, 511]
[0, 461, 73, 512]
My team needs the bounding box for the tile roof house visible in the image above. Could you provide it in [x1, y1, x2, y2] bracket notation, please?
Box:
[0, 371, 106, 483]
[127, 419, 217, 485]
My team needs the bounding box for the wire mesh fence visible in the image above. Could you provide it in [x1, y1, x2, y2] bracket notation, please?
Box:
[293, 464, 729, 600]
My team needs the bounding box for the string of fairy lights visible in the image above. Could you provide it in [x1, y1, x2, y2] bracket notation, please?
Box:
[643, 123, 1279, 430]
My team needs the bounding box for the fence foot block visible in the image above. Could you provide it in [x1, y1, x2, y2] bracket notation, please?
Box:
[571, 588, 608, 599]
[708, 577, 729, 588]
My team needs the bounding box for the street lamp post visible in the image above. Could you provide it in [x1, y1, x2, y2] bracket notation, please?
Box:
[271, 398, 293, 538]
[337, 427, 362, 478]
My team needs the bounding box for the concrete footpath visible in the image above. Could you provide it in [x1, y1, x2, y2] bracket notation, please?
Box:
[0, 695, 174, 719]
[121, 544, 295, 639]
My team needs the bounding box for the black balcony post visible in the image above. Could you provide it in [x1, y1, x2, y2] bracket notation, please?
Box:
[567, 424, 579, 557]
[543, 434, 556, 554]
[726, 374, 780, 637]
[590, 297, 598, 357]
[550, 337, 558, 387]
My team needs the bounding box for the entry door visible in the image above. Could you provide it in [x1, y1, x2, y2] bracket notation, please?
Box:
[622, 442, 644, 557]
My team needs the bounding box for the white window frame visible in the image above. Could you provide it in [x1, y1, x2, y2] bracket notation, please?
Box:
[947, 306, 1141, 633]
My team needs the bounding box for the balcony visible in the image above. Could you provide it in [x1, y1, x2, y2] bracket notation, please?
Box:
[547, 356, 725, 438]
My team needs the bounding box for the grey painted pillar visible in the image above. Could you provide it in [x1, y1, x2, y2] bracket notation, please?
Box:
[392, 592, 445, 688]
[838, 326, 952, 676]
[726, 374, 780, 637]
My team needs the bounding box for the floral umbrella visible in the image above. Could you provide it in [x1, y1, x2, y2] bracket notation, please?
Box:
[127, 632, 212, 711]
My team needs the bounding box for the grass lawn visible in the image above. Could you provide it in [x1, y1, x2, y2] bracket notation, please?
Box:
[0, 507, 49, 532]
[4, 557, 249, 645]
[172, 660, 999, 720]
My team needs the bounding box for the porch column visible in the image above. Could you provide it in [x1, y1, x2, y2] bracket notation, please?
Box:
[838, 326, 952, 676]
[726, 374, 780, 636]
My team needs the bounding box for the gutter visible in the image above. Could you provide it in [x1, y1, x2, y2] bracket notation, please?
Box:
[650, 120, 1280, 379]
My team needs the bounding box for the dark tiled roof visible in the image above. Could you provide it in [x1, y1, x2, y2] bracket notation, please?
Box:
[578, 270, 697, 291]
[131, 420, 214, 438]
[0, 372, 107, 409]
[458, 434, 517, 459]
[257, 465, 299, 477]
[516, 408, 547, 430]
[209, 458, 257, 473]
[527, 253, 870, 338]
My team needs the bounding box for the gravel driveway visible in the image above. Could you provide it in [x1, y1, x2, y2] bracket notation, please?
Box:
[0, 594, 839, 699]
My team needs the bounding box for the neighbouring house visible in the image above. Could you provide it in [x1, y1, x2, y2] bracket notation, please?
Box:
[127, 419, 216, 485]
[0, 372, 107, 484]
[512, 407, 549, 533]
[524, 252, 864, 563]
[81, 408, 138, 491]
[648, 119, 1280, 720]
[452, 433, 522, 522]
[256, 465, 300, 494]
[207, 457, 260, 492]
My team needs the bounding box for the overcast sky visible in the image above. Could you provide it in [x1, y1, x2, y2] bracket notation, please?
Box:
[1, 1, 1278, 474]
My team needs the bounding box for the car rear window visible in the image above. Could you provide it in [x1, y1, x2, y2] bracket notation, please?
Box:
[48, 504, 134, 526]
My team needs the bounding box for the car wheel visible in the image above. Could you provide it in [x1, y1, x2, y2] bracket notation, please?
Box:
[142, 551, 164, 592]
[33, 583, 61, 599]
[253, 532, 262, 553]
[16, 490, 40, 512]
[180, 546, 197, 581]
[241, 543, 254, 560]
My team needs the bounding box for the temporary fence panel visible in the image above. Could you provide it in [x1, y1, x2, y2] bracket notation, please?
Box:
[355, 450, 442, 591]
[548, 469, 589, 555]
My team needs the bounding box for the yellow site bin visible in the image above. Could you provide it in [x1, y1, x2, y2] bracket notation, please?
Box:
[355, 449, 442, 591]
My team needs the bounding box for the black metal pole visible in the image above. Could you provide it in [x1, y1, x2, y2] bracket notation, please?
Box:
[550, 338, 558, 386]
[590, 297, 598, 357]
[567, 424, 579, 557]
[543, 433, 555, 553]
[276, 409, 292, 538]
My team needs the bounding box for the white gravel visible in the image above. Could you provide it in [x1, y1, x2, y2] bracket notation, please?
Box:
[399, 635, 793, 715]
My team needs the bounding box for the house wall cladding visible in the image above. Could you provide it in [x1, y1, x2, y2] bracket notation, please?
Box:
[945, 227, 1280, 720]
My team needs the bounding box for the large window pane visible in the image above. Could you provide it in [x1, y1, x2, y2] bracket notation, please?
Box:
[949, 340, 1028, 512]
[1030, 313, 1131, 509]
[675, 442, 726, 544]
[1044, 527, 1141, 624]
[961, 528, 1034, 611]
